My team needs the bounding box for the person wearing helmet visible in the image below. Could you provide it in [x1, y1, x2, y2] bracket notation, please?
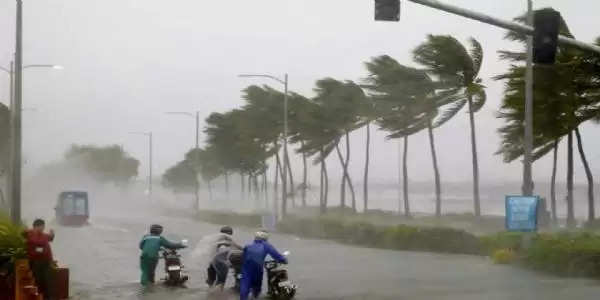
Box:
[240, 229, 287, 300]
[206, 225, 242, 290]
[139, 224, 186, 285]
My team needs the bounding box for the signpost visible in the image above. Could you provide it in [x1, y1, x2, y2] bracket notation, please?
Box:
[505, 195, 539, 232]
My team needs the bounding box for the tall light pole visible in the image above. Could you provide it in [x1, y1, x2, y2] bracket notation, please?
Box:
[165, 111, 200, 148]
[166, 111, 200, 210]
[238, 73, 288, 219]
[523, 0, 534, 196]
[1, 61, 62, 224]
[130, 132, 153, 198]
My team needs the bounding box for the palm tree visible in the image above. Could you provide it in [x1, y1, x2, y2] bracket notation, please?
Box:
[363, 55, 437, 217]
[312, 78, 367, 212]
[412, 35, 487, 217]
[496, 12, 600, 226]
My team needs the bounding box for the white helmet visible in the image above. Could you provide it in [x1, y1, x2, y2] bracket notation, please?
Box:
[255, 230, 269, 241]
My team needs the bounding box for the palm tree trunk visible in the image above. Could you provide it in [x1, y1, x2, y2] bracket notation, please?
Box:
[324, 154, 329, 212]
[208, 180, 213, 202]
[319, 147, 329, 213]
[263, 169, 269, 210]
[550, 140, 558, 223]
[403, 136, 411, 217]
[335, 142, 347, 209]
[274, 157, 280, 217]
[301, 141, 308, 207]
[567, 131, 575, 228]
[467, 95, 481, 217]
[345, 131, 356, 212]
[575, 128, 595, 221]
[248, 174, 252, 203]
[254, 175, 260, 207]
[241, 173, 245, 201]
[363, 122, 371, 212]
[284, 151, 296, 208]
[320, 149, 325, 214]
[225, 172, 230, 200]
[427, 121, 442, 217]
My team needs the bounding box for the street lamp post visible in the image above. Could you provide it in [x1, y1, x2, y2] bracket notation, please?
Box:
[1, 58, 62, 224]
[238, 73, 289, 219]
[130, 132, 153, 198]
[165, 111, 200, 210]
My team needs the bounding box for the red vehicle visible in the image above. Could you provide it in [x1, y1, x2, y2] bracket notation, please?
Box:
[55, 191, 89, 226]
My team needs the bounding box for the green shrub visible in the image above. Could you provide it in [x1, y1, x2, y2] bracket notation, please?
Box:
[480, 231, 525, 254]
[277, 217, 484, 255]
[492, 248, 516, 264]
[0, 212, 26, 274]
[524, 232, 600, 277]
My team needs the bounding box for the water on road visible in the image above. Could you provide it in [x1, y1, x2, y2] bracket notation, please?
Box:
[42, 199, 598, 300]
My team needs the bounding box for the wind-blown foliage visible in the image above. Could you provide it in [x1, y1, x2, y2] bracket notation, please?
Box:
[413, 35, 487, 216]
[65, 144, 139, 185]
[495, 11, 600, 224]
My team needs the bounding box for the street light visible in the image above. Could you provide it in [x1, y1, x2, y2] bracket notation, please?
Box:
[238, 73, 289, 219]
[130, 132, 153, 198]
[165, 111, 201, 210]
[165, 111, 200, 148]
[1, 60, 62, 224]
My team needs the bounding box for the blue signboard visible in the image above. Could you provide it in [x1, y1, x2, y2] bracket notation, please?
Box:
[505, 195, 539, 232]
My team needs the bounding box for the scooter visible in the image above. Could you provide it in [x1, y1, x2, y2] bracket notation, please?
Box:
[265, 251, 297, 299]
[228, 249, 244, 292]
[161, 239, 189, 286]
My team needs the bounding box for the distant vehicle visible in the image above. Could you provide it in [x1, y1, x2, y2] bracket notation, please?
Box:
[55, 191, 89, 226]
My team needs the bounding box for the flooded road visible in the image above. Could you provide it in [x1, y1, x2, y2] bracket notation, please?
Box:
[45, 200, 599, 300]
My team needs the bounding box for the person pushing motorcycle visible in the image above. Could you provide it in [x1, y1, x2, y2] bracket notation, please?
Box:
[139, 224, 186, 285]
[240, 230, 287, 300]
[206, 225, 243, 290]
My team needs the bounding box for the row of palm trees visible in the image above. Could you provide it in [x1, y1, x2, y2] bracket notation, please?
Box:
[164, 12, 600, 223]
[164, 33, 489, 218]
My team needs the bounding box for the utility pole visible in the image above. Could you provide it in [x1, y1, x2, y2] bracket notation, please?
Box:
[149, 132, 153, 197]
[238, 73, 290, 220]
[130, 131, 153, 198]
[165, 111, 200, 210]
[6, 62, 14, 210]
[11, 0, 23, 224]
[522, 0, 534, 196]
[282, 74, 289, 218]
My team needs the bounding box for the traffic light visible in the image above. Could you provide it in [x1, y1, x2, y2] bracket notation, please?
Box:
[533, 8, 561, 64]
[375, 0, 400, 22]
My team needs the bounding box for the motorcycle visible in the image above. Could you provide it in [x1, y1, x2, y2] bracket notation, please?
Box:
[228, 249, 244, 292]
[160, 239, 189, 286]
[265, 251, 297, 299]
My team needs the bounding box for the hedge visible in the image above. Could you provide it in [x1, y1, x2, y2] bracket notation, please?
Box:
[277, 216, 484, 255]
[195, 210, 600, 278]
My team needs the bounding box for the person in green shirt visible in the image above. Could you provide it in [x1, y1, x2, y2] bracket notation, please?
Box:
[139, 224, 186, 285]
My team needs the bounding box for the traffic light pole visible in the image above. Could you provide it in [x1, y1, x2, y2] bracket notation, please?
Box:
[404, 0, 600, 55]
[522, 0, 534, 196]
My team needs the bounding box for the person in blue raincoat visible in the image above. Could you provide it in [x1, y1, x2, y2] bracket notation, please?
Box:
[139, 224, 186, 285]
[240, 230, 287, 300]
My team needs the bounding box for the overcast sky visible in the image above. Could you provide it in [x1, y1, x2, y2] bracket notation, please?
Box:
[1, 0, 599, 186]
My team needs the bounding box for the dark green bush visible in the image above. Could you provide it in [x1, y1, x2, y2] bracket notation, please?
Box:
[525, 232, 600, 277]
[277, 216, 484, 255]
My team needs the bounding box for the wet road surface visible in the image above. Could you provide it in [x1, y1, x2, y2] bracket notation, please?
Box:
[47, 202, 599, 300]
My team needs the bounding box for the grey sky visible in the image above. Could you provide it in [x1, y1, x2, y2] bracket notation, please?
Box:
[1, 0, 599, 186]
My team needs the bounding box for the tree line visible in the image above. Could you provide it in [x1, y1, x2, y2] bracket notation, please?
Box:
[162, 12, 600, 224]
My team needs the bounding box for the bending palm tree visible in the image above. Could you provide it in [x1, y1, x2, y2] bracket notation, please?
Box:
[413, 35, 487, 217]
